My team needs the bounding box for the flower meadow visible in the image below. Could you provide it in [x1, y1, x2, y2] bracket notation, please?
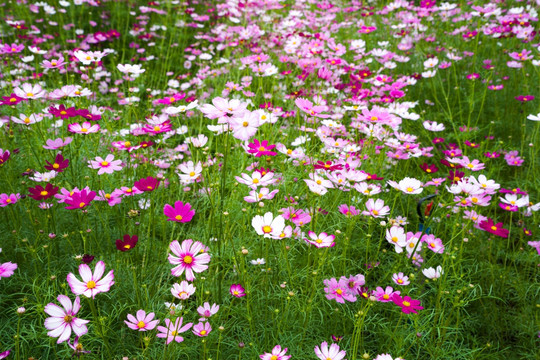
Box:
[0, 0, 539, 359]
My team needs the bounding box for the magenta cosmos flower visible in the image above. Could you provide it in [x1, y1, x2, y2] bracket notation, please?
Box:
[66, 260, 114, 298]
[168, 239, 210, 281]
[88, 154, 123, 175]
[260, 345, 292, 360]
[44, 295, 89, 343]
[163, 201, 195, 223]
[156, 317, 193, 344]
[479, 218, 509, 238]
[0, 262, 17, 279]
[247, 139, 277, 157]
[392, 294, 423, 314]
[125, 310, 159, 331]
[230, 284, 246, 298]
[0, 193, 20, 207]
[64, 189, 96, 210]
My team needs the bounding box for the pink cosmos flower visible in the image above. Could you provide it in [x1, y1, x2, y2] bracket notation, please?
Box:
[43, 137, 73, 150]
[163, 201, 195, 223]
[171, 281, 196, 300]
[247, 139, 277, 157]
[0, 193, 20, 207]
[314, 341, 346, 360]
[0, 262, 17, 279]
[168, 239, 211, 281]
[323, 277, 357, 303]
[421, 234, 445, 253]
[42, 57, 66, 69]
[156, 317, 193, 344]
[338, 204, 360, 217]
[197, 302, 219, 321]
[243, 188, 279, 203]
[260, 345, 292, 360]
[305, 231, 335, 248]
[230, 284, 246, 298]
[68, 121, 100, 134]
[0, 350, 10, 359]
[229, 111, 260, 140]
[88, 154, 123, 175]
[392, 272, 410, 286]
[44, 295, 89, 343]
[125, 310, 159, 331]
[14, 83, 45, 99]
[295, 97, 330, 118]
[192, 321, 212, 337]
[373, 286, 400, 303]
[66, 260, 115, 298]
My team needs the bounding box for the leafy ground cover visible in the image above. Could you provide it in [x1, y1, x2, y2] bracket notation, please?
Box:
[0, 0, 539, 359]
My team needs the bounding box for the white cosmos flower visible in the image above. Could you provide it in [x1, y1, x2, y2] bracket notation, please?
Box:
[527, 113, 540, 121]
[423, 120, 445, 132]
[251, 212, 285, 239]
[387, 177, 423, 194]
[422, 266, 443, 279]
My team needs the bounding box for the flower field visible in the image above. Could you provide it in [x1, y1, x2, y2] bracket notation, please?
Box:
[0, 0, 539, 359]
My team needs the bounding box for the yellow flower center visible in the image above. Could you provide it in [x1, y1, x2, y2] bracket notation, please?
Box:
[40, 191, 48, 196]
[137, 321, 145, 328]
[397, 279, 403, 284]
[175, 215, 183, 221]
[87, 280, 96, 289]
[105, 193, 111, 199]
[124, 244, 131, 249]
[243, 121, 249, 127]
[258, 146, 265, 151]
[406, 187, 413, 192]
[200, 330, 207, 335]
[315, 239, 322, 244]
[183, 255, 193, 264]
[24, 117, 31, 124]
[81, 128, 88, 132]
[262, 225, 272, 233]
[402, 301, 410, 307]
[101, 161, 109, 166]
[64, 315, 73, 323]
[252, 178, 259, 184]
[153, 126, 161, 132]
[52, 61, 57, 66]
[383, 294, 390, 300]
[336, 289, 343, 295]
[391, 237, 398, 243]
[6, 199, 11, 203]
[372, 210, 379, 215]
[490, 226, 497, 231]
[271, 356, 278, 360]
[79, 202, 86, 208]
[171, 330, 178, 336]
[53, 163, 60, 169]
[26, 92, 34, 97]
[124, 141, 131, 147]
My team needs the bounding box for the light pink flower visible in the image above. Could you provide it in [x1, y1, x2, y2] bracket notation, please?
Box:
[168, 239, 211, 281]
[88, 154, 123, 175]
[125, 310, 159, 331]
[156, 317, 193, 344]
[44, 295, 89, 343]
[66, 260, 114, 298]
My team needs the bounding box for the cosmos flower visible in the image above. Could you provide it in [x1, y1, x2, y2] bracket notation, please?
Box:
[392, 294, 424, 314]
[156, 317, 193, 345]
[230, 284, 246, 298]
[66, 260, 115, 298]
[305, 231, 335, 248]
[260, 345, 292, 360]
[479, 218, 509, 238]
[0, 193, 20, 207]
[163, 201, 195, 223]
[168, 239, 211, 280]
[64, 189, 96, 210]
[44, 295, 89, 343]
[124, 310, 159, 331]
[387, 177, 423, 194]
[197, 302, 220, 321]
[392, 272, 410, 286]
[314, 341, 346, 360]
[0, 262, 17, 279]
[192, 322, 212, 337]
[43, 137, 73, 150]
[115, 235, 138, 252]
[171, 281, 196, 300]
[247, 139, 277, 157]
[88, 154, 123, 175]
[28, 183, 59, 201]
[252, 212, 286, 239]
